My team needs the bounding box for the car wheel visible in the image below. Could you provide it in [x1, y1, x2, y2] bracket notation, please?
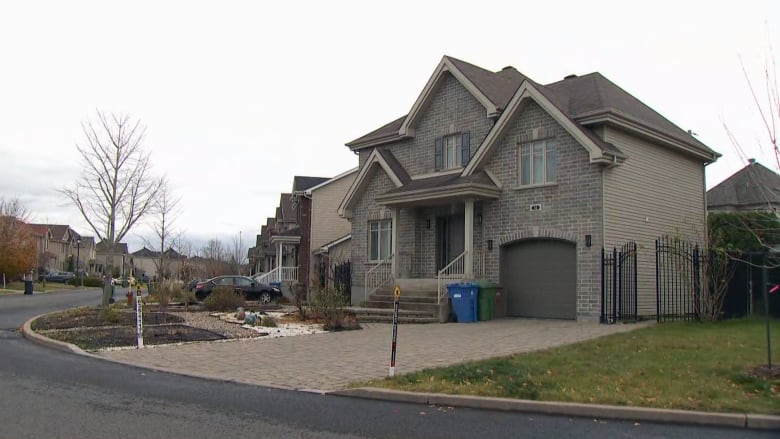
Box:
[259, 291, 272, 304]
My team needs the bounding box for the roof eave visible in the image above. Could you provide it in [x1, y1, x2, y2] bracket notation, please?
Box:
[576, 110, 720, 163]
[376, 183, 502, 206]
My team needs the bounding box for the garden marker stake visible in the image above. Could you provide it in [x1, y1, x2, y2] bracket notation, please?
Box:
[389, 286, 400, 377]
[136, 286, 144, 349]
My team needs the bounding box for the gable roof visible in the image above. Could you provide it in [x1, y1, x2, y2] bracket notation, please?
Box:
[707, 160, 780, 210]
[292, 176, 330, 193]
[95, 241, 129, 255]
[338, 148, 408, 217]
[346, 55, 718, 164]
[305, 167, 359, 194]
[278, 193, 295, 222]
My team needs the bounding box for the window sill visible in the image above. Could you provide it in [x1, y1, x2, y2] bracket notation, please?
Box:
[511, 182, 558, 190]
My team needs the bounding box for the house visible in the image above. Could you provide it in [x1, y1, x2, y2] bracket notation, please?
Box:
[28, 224, 81, 272]
[76, 236, 96, 275]
[130, 246, 183, 279]
[707, 159, 780, 213]
[26, 223, 53, 272]
[301, 169, 358, 293]
[94, 241, 130, 278]
[339, 56, 719, 320]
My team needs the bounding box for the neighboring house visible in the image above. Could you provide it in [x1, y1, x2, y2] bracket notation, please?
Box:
[304, 168, 358, 292]
[249, 219, 277, 275]
[94, 241, 130, 277]
[339, 56, 719, 320]
[130, 246, 183, 279]
[707, 159, 780, 213]
[75, 235, 96, 275]
[29, 224, 81, 271]
[26, 224, 54, 272]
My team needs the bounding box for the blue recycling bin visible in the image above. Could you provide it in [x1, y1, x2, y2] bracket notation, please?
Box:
[447, 282, 478, 323]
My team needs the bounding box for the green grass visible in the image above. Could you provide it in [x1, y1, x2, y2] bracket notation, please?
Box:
[365, 319, 780, 414]
[0, 282, 66, 294]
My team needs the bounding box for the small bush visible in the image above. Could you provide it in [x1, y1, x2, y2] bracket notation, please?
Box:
[177, 290, 198, 306]
[152, 280, 181, 310]
[260, 315, 277, 327]
[203, 286, 246, 311]
[310, 286, 349, 331]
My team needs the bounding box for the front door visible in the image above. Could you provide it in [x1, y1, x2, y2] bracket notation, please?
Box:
[436, 215, 464, 270]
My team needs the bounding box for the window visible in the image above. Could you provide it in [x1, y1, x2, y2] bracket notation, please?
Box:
[519, 140, 557, 185]
[435, 131, 471, 171]
[369, 220, 392, 261]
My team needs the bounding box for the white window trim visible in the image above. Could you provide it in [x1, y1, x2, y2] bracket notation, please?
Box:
[368, 219, 392, 262]
[518, 140, 557, 186]
[442, 133, 461, 171]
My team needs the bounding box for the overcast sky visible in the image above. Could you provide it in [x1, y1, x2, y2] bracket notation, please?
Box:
[1, 1, 778, 253]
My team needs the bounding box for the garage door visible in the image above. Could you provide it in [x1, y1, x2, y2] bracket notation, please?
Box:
[500, 239, 576, 319]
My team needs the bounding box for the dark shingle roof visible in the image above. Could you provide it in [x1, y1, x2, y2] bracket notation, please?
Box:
[95, 241, 129, 254]
[278, 193, 295, 222]
[347, 56, 716, 160]
[382, 171, 497, 195]
[292, 176, 329, 192]
[707, 161, 780, 209]
[376, 148, 411, 184]
[546, 73, 714, 156]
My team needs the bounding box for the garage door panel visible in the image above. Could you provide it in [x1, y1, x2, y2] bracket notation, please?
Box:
[500, 239, 576, 319]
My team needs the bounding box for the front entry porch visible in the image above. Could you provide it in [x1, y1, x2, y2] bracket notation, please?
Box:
[363, 200, 488, 305]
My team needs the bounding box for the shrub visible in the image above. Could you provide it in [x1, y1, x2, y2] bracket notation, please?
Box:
[148, 280, 180, 310]
[310, 286, 349, 331]
[203, 285, 246, 311]
[260, 315, 277, 327]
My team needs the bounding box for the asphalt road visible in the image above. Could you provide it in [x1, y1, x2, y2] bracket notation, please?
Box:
[0, 290, 775, 438]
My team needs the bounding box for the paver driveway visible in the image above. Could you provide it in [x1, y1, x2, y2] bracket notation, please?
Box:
[100, 318, 650, 392]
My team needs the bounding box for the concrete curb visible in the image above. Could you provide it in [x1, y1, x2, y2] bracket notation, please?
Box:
[22, 314, 90, 356]
[332, 388, 780, 431]
[21, 314, 780, 431]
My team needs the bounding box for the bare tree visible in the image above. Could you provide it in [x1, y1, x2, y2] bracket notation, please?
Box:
[201, 238, 228, 278]
[142, 180, 181, 279]
[229, 232, 247, 275]
[61, 111, 163, 310]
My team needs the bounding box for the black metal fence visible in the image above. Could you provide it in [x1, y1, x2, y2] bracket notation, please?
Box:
[601, 241, 638, 323]
[332, 260, 351, 299]
[722, 252, 780, 319]
[655, 236, 701, 322]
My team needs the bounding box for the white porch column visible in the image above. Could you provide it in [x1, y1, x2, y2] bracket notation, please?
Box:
[464, 199, 474, 280]
[276, 242, 282, 282]
[391, 207, 399, 278]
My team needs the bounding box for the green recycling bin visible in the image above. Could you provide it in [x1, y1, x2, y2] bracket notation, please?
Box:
[477, 281, 496, 321]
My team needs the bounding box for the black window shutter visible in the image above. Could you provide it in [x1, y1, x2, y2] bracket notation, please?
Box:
[460, 131, 471, 166]
[434, 137, 443, 171]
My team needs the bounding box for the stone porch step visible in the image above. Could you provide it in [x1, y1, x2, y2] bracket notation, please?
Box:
[349, 307, 438, 324]
[368, 294, 438, 303]
[361, 300, 442, 313]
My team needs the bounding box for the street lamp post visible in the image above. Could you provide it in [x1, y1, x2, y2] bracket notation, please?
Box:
[76, 238, 82, 287]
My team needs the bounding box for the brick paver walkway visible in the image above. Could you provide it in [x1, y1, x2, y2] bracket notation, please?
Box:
[100, 319, 651, 392]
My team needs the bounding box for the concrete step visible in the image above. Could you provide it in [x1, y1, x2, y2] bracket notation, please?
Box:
[368, 294, 438, 304]
[362, 300, 443, 313]
[350, 307, 438, 324]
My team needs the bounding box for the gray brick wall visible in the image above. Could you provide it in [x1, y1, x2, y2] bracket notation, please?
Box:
[350, 167, 395, 289]
[383, 73, 494, 177]
[482, 101, 604, 319]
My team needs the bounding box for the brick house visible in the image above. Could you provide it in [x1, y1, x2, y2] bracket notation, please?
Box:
[339, 56, 719, 320]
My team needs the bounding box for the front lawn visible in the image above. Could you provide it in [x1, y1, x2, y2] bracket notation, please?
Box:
[366, 319, 780, 414]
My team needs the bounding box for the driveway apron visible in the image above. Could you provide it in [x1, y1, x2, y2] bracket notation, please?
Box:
[99, 319, 650, 392]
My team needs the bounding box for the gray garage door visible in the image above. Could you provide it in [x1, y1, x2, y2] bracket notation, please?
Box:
[500, 239, 576, 319]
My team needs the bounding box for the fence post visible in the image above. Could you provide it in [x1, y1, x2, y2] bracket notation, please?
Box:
[633, 242, 638, 321]
[693, 245, 701, 321]
[655, 239, 661, 323]
[600, 247, 605, 323]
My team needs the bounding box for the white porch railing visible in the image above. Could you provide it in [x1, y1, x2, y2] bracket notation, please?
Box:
[255, 266, 299, 284]
[364, 253, 393, 302]
[437, 250, 466, 304]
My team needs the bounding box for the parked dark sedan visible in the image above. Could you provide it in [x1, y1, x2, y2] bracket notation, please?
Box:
[194, 275, 282, 303]
[45, 271, 76, 283]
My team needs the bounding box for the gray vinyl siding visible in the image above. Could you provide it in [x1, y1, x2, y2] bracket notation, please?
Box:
[602, 127, 706, 316]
